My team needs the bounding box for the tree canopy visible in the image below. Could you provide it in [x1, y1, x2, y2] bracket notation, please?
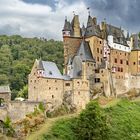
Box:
[0, 35, 63, 99]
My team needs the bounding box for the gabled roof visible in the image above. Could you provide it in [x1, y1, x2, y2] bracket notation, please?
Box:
[0, 85, 11, 93]
[42, 61, 63, 79]
[106, 24, 128, 46]
[36, 60, 63, 79]
[77, 40, 95, 62]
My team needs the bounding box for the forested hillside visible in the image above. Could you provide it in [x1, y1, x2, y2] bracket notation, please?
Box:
[0, 35, 63, 99]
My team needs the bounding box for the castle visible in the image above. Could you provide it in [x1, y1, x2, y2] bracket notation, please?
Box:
[28, 13, 140, 110]
[0, 13, 140, 122]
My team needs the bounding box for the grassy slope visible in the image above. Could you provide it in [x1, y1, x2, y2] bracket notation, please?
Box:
[26, 114, 77, 140]
[26, 99, 140, 140]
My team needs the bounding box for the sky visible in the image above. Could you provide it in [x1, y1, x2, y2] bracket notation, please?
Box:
[0, 0, 140, 40]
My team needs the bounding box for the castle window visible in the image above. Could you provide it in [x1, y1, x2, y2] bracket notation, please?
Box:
[120, 59, 123, 64]
[52, 95, 54, 98]
[133, 62, 136, 65]
[88, 63, 89, 66]
[120, 53, 121, 55]
[100, 41, 102, 44]
[97, 57, 99, 61]
[114, 58, 117, 63]
[126, 61, 129, 65]
[121, 68, 123, 72]
[65, 83, 70, 86]
[56, 88, 58, 90]
[100, 50, 102, 54]
[95, 78, 100, 83]
[125, 53, 126, 56]
[118, 67, 120, 72]
[97, 48, 99, 53]
[49, 71, 52, 75]
[49, 87, 51, 90]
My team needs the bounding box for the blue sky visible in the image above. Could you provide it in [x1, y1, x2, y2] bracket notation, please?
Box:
[0, 0, 140, 40]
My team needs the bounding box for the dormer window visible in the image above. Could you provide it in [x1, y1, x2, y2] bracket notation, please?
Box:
[49, 71, 52, 75]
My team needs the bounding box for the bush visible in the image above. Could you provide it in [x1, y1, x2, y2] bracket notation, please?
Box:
[43, 101, 108, 140]
[75, 101, 109, 140]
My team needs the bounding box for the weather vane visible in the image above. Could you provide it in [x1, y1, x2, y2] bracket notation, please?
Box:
[87, 7, 90, 15]
[73, 11, 75, 16]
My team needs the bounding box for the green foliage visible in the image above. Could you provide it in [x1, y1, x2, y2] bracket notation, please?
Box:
[38, 102, 45, 112]
[42, 100, 140, 140]
[43, 101, 108, 140]
[3, 116, 15, 137]
[0, 35, 63, 99]
[18, 85, 28, 99]
[4, 116, 11, 128]
[75, 101, 109, 140]
[44, 118, 77, 140]
[105, 100, 140, 140]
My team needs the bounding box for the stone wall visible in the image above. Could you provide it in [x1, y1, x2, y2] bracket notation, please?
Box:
[63, 37, 82, 74]
[0, 107, 8, 121]
[0, 101, 40, 122]
[8, 101, 39, 122]
[86, 36, 103, 66]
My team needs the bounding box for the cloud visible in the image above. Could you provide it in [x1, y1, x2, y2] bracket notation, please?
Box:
[0, 0, 140, 40]
[0, 0, 88, 40]
[84, 0, 140, 33]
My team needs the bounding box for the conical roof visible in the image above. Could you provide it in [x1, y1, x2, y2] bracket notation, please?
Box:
[77, 40, 95, 62]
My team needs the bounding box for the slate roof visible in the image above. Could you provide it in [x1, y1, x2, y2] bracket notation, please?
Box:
[63, 19, 71, 31]
[0, 85, 11, 94]
[77, 40, 95, 62]
[106, 24, 128, 46]
[85, 15, 101, 37]
[69, 56, 82, 78]
[36, 60, 63, 79]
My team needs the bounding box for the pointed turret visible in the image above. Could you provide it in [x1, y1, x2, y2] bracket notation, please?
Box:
[81, 24, 86, 37]
[71, 15, 81, 37]
[37, 59, 45, 77]
[62, 17, 71, 37]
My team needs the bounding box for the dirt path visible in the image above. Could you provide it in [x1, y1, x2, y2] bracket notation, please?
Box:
[26, 113, 77, 140]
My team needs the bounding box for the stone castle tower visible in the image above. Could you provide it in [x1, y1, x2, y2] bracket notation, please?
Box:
[62, 15, 82, 74]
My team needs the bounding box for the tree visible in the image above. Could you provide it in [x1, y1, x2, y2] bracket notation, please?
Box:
[75, 101, 109, 140]
[17, 85, 28, 99]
